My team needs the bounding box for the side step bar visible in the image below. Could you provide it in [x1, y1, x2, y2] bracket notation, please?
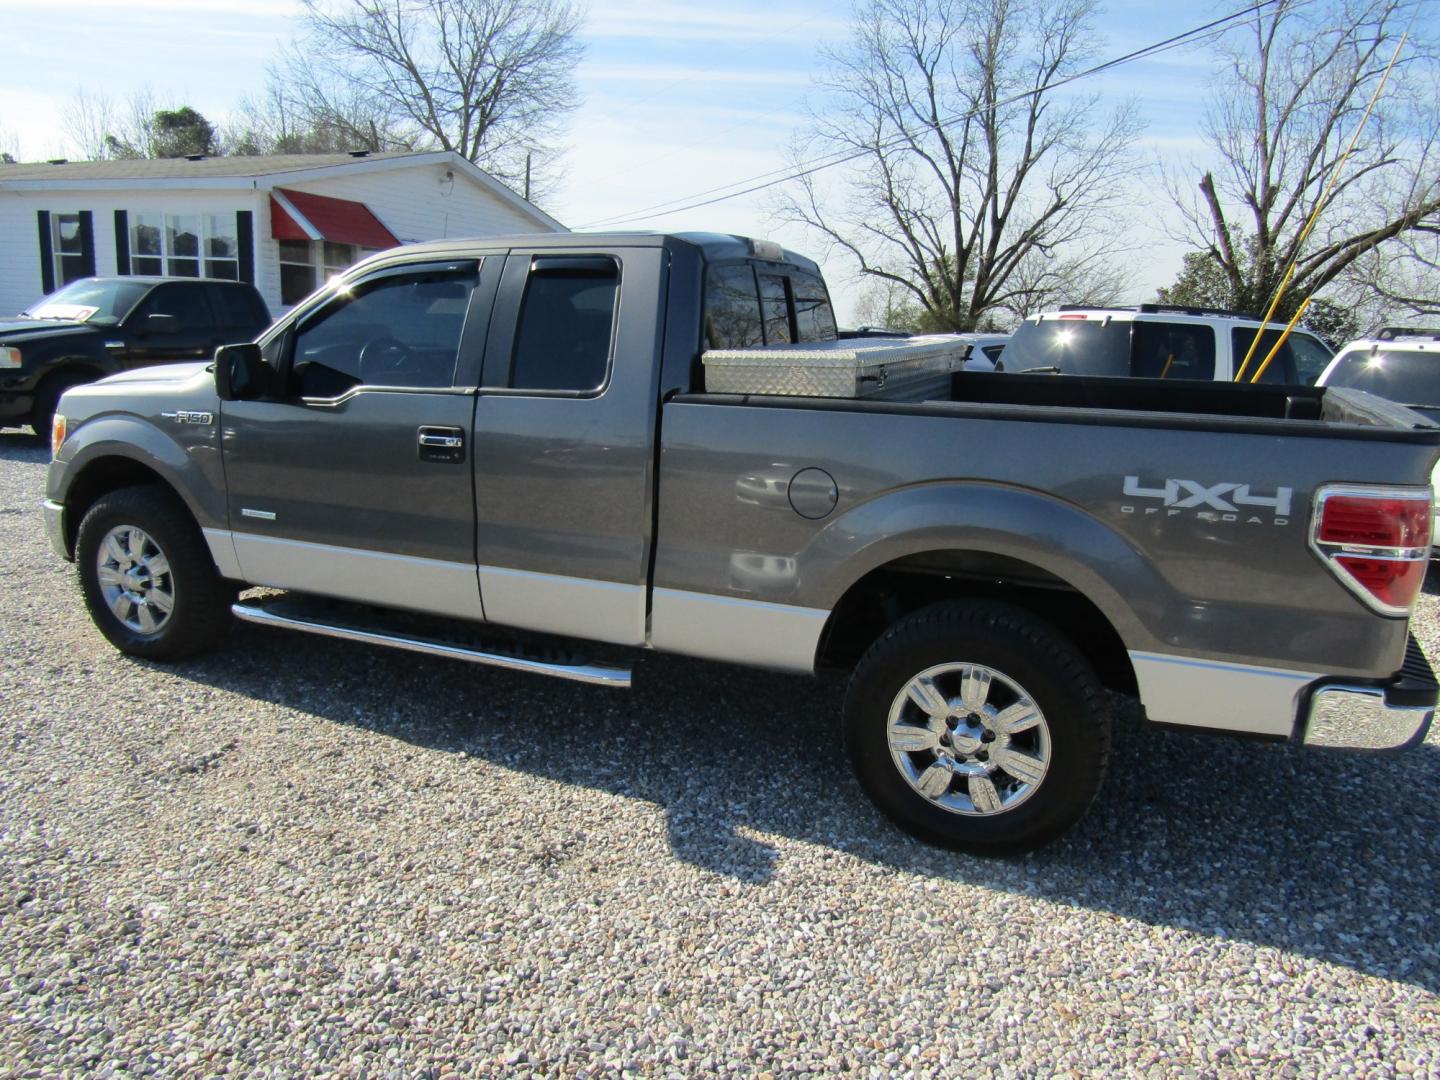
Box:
[231, 601, 632, 688]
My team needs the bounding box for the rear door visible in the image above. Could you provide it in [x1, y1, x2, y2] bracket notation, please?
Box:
[217, 257, 499, 621]
[470, 246, 667, 645]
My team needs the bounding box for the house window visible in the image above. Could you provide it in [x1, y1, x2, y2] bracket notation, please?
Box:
[130, 212, 239, 278]
[52, 213, 90, 287]
[279, 240, 371, 306]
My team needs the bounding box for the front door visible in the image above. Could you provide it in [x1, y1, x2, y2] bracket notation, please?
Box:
[218, 259, 489, 622]
[118, 282, 227, 367]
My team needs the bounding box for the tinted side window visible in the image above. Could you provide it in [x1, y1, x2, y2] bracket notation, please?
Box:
[1132, 322, 1215, 380]
[510, 259, 619, 392]
[704, 264, 764, 349]
[208, 285, 264, 330]
[136, 283, 212, 331]
[759, 274, 792, 345]
[1289, 333, 1333, 385]
[1232, 328, 1298, 384]
[792, 271, 838, 342]
[290, 270, 474, 397]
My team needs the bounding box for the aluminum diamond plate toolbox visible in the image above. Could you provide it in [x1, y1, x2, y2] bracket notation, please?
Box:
[703, 335, 968, 400]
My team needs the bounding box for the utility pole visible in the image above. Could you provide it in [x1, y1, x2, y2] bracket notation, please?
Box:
[524, 152, 532, 201]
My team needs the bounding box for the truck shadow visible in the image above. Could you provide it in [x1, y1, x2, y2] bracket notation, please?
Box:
[166, 620, 1440, 994]
[0, 430, 49, 461]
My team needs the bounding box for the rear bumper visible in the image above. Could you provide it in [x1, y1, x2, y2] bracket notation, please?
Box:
[1302, 636, 1436, 751]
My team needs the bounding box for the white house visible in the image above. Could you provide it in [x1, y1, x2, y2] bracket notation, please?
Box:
[0, 151, 565, 317]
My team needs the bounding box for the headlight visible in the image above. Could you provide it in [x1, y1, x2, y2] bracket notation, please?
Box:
[51, 414, 67, 457]
[0, 346, 20, 368]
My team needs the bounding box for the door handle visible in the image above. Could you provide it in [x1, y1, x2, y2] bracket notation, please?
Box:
[418, 425, 465, 463]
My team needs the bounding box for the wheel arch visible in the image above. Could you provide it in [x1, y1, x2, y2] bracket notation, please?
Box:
[804, 484, 1169, 691]
[53, 424, 221, 563]
[816, 548, 1137, 692]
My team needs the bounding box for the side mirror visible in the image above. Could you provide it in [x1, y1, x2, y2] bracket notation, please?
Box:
[145, 313, 179, 335]
[214, 342, 269, 401]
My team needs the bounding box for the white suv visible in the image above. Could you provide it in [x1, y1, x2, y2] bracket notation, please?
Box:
[1315, 327, 1440, 549]
[1003, 304, 1334, 384]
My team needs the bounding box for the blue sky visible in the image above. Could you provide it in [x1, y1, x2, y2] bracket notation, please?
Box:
[0, 0, 1227, 318]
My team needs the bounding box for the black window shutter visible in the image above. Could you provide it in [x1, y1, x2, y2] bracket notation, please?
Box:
[37, 210, 54, 294]
[237, 210, 255, 285]
[78, 211, 97, 278]
[114, 210, 130, 275]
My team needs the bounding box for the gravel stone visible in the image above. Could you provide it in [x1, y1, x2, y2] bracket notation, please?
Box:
[1, 430, 1438, 1075]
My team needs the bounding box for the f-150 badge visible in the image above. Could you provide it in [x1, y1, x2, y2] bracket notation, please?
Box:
[161, 410, 214, 425]
[1121, 476, 1292, 525]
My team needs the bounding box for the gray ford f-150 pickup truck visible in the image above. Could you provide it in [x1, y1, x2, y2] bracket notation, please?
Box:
[43, 232, 1440, 853]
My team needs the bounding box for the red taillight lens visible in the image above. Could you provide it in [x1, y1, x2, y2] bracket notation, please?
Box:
[1333, 556, 1428, 609]
[1311, 486, 1432, 615]
[1318, 495, 1431, 549]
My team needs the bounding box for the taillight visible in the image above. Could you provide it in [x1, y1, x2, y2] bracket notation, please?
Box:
[1311, 485, 1432, 615]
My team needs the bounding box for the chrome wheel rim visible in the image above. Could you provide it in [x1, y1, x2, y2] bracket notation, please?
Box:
[95, 524, 175, 635]
[887, 662, 1051, 817]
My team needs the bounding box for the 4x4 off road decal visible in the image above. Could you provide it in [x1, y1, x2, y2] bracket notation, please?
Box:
[1121, 476, 1292, 525]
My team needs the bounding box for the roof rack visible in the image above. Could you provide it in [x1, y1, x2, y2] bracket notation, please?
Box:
[1377, 326, 1440, 341]
[1057, 304, 1130, 312]
[1136, 303, 1264, 320]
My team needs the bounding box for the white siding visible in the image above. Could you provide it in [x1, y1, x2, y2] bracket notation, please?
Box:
[0, 155, 562, 317]
[261, 163, 558, 312]
[0, 189, 266, 317]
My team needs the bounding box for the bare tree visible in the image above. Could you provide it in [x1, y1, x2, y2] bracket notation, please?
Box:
[1167, 0, 1439, 322]
[226, 53, 423, 157]
[62, 87, 172, 160]
[287, 0, 583, 197]
[773, 0, 1141, 332]
[1345, 227, 1440, 318]
[61, 88, 120, 160]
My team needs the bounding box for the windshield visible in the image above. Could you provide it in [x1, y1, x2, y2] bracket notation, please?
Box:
[1323, 349, 1440, 406]
[23, 279, 151, 324]
[1004, 319, 1131, 375]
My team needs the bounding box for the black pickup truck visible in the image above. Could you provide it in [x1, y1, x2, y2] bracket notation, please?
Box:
[0, 276, 270, 437]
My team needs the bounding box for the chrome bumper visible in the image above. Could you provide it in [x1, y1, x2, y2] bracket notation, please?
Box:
[1303, 636, 1436, 751]
[42, 499, 68, 560]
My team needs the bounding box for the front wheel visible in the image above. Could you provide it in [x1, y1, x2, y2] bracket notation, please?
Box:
[844, 601, 1111, 854]
[75, 485, 235, 660]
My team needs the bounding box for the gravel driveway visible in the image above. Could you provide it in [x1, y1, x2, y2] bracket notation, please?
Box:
[1, 429, 1437, 1077]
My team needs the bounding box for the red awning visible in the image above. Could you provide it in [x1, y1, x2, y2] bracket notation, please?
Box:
[269, 187, 398, 249]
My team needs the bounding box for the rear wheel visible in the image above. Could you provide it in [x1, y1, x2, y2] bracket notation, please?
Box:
[844, 600, 1111, 854]
[75, 485, 235, 660]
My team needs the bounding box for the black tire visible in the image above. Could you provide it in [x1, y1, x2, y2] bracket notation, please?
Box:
[29, 371, 91, 439]
[844, 600, 1111, 855]
[75, 485, 235, 660]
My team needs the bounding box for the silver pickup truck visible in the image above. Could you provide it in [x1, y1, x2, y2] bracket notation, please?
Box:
[42, 232, 1440, 853]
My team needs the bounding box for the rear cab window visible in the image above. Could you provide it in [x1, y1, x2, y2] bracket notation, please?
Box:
[1004, 317, 1133, 375]
[704, 262, 839, 350]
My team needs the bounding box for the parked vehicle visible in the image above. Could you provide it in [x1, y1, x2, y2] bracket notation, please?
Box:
[1004, 304, 1333, 384]
[0, 276, 270, 436]
[1316, 327, 1440, 549]
[43, 233, 1439, 853]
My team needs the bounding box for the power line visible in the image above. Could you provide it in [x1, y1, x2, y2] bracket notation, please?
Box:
[575, 0, 1285, 230]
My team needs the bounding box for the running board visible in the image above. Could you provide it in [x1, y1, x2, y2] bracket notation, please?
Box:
[231, 601, 632, 688]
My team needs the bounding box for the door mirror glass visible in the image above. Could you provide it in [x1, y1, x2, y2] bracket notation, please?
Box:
[145, 313, 179, 335]
[215, 342, 268, 401]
